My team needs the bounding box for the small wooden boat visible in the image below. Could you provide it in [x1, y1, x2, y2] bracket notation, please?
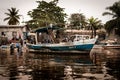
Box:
[102, 40, 120, 49]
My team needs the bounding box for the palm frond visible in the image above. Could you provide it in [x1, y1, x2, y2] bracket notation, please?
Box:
[4, 13, 10, 16]
[102, 12, 114, 16]
[4, 17, 10, 21]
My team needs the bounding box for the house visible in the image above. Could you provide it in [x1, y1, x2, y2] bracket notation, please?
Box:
[0, 25, 27, 40]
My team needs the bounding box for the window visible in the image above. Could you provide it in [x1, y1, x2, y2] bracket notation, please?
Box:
[1, 32, 6, 36]
[12, 31, 17, 37]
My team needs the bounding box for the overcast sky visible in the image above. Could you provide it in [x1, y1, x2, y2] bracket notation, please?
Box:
[0, 0, 119, 25]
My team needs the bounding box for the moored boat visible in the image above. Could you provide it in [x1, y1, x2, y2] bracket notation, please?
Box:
[26, 33, 98, 52]
[103, 40, 120, 49]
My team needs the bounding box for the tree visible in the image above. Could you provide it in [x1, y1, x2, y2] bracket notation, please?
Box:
[4, 7, 21, 25]
[27, 0, 67, 29]
[68, 13, 86, 29]
[87, 16, 102, 37]
[102, 1, 120, 36]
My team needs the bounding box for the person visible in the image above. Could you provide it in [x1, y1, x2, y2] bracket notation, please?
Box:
[41, 32, 49, 43]
[55, 30, 62, 43]
[10, 36, 22, 55]
[19, 35, 23, 46]
[0, 33, 9, 45]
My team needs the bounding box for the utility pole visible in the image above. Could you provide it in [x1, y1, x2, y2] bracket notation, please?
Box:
[21, 15, 25, 25]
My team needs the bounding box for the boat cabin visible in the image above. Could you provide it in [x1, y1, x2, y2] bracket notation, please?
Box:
[69, 34, 91, 42]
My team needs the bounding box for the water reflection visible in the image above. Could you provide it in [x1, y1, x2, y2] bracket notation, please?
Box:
[25, 53, 92, 80]
[106, 55, 120, 80]
[0, 48, 120, 80]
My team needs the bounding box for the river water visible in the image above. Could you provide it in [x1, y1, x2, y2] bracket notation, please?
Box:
[0, 48, 120, 80]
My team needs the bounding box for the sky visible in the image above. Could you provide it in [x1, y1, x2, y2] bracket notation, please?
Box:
[0, 0, 119, 25]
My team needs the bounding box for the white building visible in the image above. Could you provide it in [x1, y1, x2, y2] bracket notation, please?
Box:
[0, 25, 26, 40]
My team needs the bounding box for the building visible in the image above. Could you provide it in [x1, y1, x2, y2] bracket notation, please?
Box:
[0, 25, 26, 40]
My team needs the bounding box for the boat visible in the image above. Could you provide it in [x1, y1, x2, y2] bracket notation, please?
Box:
[102, 40, 120, 49]
[0, 45, 10, 53]
[26, 26, 98, 52]
[26, 33, 98, 52]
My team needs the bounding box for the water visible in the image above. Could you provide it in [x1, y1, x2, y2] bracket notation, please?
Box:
[0, 48, 120, 80]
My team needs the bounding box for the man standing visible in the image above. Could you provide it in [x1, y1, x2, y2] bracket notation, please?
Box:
[10, 35, 22, 55]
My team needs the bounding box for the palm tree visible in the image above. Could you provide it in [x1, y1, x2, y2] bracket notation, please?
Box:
[102, 1, 120, 36]
[87, 16, 102, 37]
[4, 7, 21, 25]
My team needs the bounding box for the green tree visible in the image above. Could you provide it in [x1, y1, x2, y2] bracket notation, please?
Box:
[87, 16, 102, 37]
[4, 7, 21, 25]
[68, 13, 86, 29]
[102, 1, 120, 36]
[27, 0, 67, 29]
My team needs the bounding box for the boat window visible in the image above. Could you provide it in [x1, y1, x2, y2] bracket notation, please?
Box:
[77, 36, 82, 40]
[70, 36, 76, 41]
[85, 36, 89, 39]
[82, 36, 89, 39]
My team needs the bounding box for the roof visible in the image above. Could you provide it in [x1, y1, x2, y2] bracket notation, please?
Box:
[33, 26, 63, 33]
[0, 25, 25, 28]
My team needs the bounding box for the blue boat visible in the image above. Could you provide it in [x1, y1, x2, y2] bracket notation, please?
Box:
[26, 26, 98, 52]
[26, 33, 98, 52]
